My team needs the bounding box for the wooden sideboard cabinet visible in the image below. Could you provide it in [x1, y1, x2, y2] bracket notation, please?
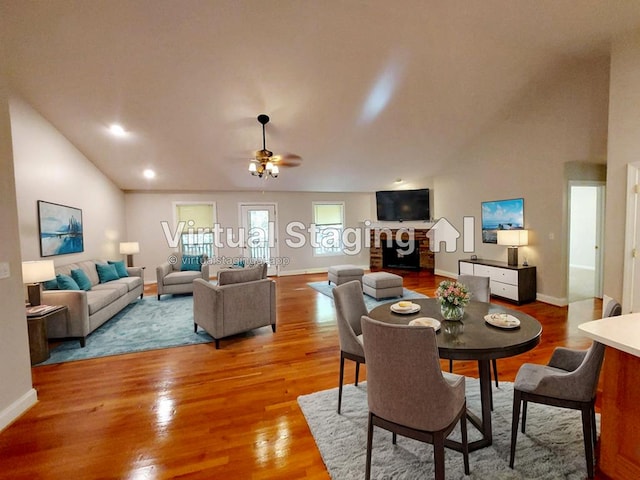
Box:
[458, 258, 536, 304]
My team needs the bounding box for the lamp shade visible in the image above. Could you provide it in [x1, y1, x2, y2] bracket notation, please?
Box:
[497, 230, 528, 247]
[119, 242, 140, 255]
[22, 260, 55, 284]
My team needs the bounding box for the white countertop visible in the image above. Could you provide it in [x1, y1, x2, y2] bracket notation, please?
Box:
[578, 313, 640, 358]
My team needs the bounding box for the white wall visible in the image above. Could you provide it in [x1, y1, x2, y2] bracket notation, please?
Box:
[604, 29, 640, 305]
[0, 61, 37, 431]
[125, 191, 375, 281]
[11, 97, 127, 266]
[433, 57, 610, 305]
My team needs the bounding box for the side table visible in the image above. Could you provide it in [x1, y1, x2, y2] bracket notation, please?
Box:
[26, 305, 68, 365]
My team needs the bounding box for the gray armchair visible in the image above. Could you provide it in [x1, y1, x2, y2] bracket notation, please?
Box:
[156, 253, 210, 300]
[361, 316, 470, 480]
[333, 280, 368, 414]
[509, 299, 621, 478]
[193, 266, 275, 349]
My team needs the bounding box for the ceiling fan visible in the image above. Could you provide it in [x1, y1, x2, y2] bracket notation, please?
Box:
[248, 114, 302, 178]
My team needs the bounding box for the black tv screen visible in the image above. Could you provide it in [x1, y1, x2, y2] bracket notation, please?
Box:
[376, 189, 430, 222]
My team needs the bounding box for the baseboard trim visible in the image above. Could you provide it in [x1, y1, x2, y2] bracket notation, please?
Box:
[0, 388, 38, 432]
[536, 293, 567, 307]
[435, 268, 457, 279]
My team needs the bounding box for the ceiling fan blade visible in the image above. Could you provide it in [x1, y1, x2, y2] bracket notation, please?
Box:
[272, 153, 303, 167]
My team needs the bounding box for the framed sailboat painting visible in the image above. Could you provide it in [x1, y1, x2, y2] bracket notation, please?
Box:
[37, 200, 84, 256]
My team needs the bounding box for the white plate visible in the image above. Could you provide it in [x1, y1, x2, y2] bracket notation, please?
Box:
[391, 302, 421, 314]
[408, 317, 441, 331]
[484, 313, 521, 329]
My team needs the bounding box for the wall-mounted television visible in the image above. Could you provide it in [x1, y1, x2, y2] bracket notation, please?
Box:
[481, 198, 524, 243]
[376, 188, 430, 222]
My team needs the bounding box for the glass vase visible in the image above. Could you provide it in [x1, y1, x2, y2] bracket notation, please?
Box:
[440, 302, 464, 321]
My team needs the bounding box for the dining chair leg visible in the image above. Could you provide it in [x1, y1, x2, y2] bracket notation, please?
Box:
[509, 390, 522, 469]
[355, 361, 360, 386]
[590, 403, 597, 448]
[449, 359, 453, 373]
[521, 400, 528, 433]
[582, 404, 595, 479]
[337, 353, 345, 414]
[433, 433, 446, 480]
[365, 413, 374, 480]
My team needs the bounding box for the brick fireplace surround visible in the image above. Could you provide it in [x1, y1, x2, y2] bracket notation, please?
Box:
[369, 228, 434, 272]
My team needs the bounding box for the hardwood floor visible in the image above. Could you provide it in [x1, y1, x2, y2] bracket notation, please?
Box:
[0, 271, 606, 479]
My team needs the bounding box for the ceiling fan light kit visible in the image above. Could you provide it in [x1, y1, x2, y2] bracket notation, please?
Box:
[248, 114, 297, 179]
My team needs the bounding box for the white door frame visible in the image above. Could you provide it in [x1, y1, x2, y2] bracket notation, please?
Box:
[238, 202, 279, 276]
[622, 163, 640, 312]
[567, 181, 605, 300]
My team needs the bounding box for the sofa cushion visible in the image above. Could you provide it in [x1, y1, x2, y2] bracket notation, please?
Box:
[217, 264, 265, 286]
[163, 270, 202, 286]
[86, 289, 122, 315]
[108, 260, 129, 277]
[56, 273, 80, 290]
[74, 260, 101, 286]
[105, 276, 143, 292]
[96, 263, 120, 283]
[92, 282, 129, 297]
[181, 254, 203, 271]
[71, 268, 93, 291]
[43, 278, 59, 290]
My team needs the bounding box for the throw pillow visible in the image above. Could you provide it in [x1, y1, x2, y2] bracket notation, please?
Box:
[108, 260, 129, 278]
[71, 268, 92, 291]
[43, 278, 59, 290]
[181, 254, 203, 272]
[95, 263, 120, 283]
[56, 273, 80, 290]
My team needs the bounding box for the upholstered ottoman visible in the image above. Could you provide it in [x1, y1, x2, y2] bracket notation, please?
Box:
[362, 272, 403, 300]
[328, 264, 364, 286]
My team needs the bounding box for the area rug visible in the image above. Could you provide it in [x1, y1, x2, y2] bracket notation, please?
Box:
[37, 295, 212, 365]
[307, 281, 427, 310]
[298, 379, 596, 479]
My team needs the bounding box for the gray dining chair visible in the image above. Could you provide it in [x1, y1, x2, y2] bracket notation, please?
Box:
[333, 280, 368, 414]
[509, 299, 622, 479]
[361, 315, 470, 480]
[452, 275, 499, 388]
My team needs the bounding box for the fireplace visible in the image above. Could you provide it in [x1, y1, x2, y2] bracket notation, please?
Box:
[382, 240, 420, 269]
[369, 228, 434, 272]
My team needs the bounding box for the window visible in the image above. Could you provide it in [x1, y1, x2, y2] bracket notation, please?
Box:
[175, 203, 216, 258]
[313, 202, 344, 256]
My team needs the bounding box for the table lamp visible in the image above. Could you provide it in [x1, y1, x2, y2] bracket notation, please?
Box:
[22, 260, 56, 306]
[497, 230, 529, 266]
[119, 241, 140, 267]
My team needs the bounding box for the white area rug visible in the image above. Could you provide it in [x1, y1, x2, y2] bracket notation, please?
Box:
[298, 379, 596, 479]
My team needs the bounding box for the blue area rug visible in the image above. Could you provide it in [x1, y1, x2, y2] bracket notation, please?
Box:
[38, 295, 212, 365]
[307, 281, 427, 310]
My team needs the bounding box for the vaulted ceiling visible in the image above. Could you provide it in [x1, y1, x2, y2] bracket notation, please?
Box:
[3, 1, 640, 192]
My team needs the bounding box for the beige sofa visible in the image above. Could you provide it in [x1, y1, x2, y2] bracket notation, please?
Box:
[156, 253, 210, 300]
[41, 260, 144, 347]
[193, 263, 275, 348]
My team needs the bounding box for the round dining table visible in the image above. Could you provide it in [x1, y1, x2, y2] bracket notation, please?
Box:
[367, 297, 542, 452]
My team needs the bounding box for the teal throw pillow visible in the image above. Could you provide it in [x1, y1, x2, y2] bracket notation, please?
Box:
[181, 254, 203, 272]
[108, 260, 129, 278]
[71, 269, 92, 291]
[56, 273, 80, 290]
[43, 278, 59, 290]
[96, 263, 120, 283]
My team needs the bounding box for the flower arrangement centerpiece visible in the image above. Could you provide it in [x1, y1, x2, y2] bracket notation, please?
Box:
[435, 280, 471, 321]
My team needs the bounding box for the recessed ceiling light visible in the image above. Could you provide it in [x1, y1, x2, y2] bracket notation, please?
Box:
[143, 169, 156, 179]
[394, 178, 403, 184]
[109, 124, 127, 137]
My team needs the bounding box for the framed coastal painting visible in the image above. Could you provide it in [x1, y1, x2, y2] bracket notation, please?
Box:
[37, 200, 84, 256]
[481, 198, 524, 244]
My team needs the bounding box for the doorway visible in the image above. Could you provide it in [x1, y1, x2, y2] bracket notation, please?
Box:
[239, 203, 278, 276]
[568, 183, 605, 302]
